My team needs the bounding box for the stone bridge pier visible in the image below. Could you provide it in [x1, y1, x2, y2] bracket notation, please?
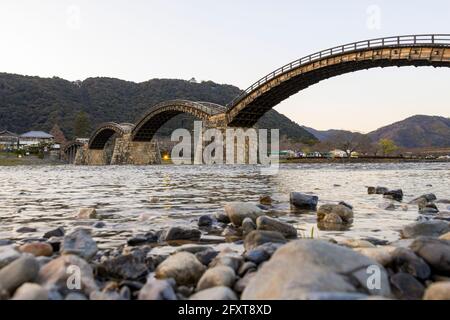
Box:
[111, 133, 161, 165]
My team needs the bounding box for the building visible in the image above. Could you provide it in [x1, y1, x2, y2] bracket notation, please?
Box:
[0, 130, 19, 150]
[19, 131, 54, 146]
[330, 149, 347, 158]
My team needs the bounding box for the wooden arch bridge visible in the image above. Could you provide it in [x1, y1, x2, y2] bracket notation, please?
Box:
[71, 34, 450, 165]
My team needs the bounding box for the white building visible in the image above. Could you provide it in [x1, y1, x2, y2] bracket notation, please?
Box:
[19, 131, 54, 146]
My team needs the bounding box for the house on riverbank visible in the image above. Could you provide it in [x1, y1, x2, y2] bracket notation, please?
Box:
[0, 130, 19, 150]
[19, 131, 54, 146]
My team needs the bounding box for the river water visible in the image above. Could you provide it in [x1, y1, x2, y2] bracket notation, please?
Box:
[0, 163, 449, 249]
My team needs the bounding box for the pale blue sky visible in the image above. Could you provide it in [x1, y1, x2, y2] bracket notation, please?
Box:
[1, 0, 449, 132]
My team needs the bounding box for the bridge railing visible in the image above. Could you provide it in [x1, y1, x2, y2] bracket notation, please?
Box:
[227, 34, 450, 108]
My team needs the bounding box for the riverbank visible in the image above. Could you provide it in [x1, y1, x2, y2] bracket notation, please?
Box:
[0, 185, 449, 300]
[281, 157, 450, 164]
[0, 153, 63, 166]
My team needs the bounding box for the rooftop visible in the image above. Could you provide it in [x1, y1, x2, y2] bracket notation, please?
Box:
[0, 130, 18, 137]
[20, 131, 54, 139]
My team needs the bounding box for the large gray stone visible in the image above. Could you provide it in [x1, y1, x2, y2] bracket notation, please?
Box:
[0, 255, 40, 294]
[224, 202, 264, 226]
[61, 229, 98, 260]
[242, 240, 391, 299]
[155, 252, 206, 286]
[401, 221, 450, 239]
[256, 216, 297, 238]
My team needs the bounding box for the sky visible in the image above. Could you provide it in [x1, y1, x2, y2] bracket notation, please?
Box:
[0, 0, 449, 132]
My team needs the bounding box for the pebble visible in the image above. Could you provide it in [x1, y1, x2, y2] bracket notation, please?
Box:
[99, 253, 148, 280]
[61, 229, 98, 260]
[242, 217, 256, 237]
[43, 227, 65, 239]
[259, 195, 273, 205]
[234, 272, 256, 293]
[224, 202, 264, 226]
[317, 204, 354, 224]
[423, 282, 450, 300]
[189, 286, 238, 300]
[389, 247, 431, 280]
[15, 227, 37, 233]
[214, 212, 230, 224]
[196, 265, 236, 291]
[209, 251, 244, 272]
[155, 252, 206, 286]
[401, 221, 450, 239]
[138, 277, 177, 300]
[198, 215, 214, 227]
[290, 192, 318, 210]
[195, 248, 219, 266]
[65, 292, 88, 300]
[341, 239, 376, 249]
[410, 237, 450, 274]
[238, 261, 257, 277]
[77, 208, 97, 219]
[12, 283, 48, 300]
[0, 245, 21, 268]
[159, 227, 201, 242]
[383, 189, 404, 202]
[256, 216, 297, 238]
[390, 273, 425, 300]
[244, 230, 287, 251]
[38, 254, 98, 295]
[19, 242, 53, 257]
[354, 247, 394, 266]
[0, 255, 40, 294]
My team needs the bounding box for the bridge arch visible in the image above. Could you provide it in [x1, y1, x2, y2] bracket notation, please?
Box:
[63, 140, 85, 164]
[88, 122, 134, 149]
[226, 34, 450, 127]
[132, 100, 227, 141]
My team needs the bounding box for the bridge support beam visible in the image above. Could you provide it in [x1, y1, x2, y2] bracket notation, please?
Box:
[111, 133, 162, 165]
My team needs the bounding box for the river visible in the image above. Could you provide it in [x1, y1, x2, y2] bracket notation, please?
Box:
[0, 162, 449, 249]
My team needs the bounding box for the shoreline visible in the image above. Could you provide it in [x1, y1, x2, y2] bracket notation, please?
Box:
[0, 189, 449, 300]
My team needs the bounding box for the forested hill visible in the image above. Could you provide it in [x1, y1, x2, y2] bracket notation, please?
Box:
[0, 73, 316, 143]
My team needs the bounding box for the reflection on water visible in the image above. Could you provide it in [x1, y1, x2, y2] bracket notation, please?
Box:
[0, 163, 449, 249]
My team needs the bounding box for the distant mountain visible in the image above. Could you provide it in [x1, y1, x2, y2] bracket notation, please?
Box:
[302, 126, 353, 141]
[0, 73, 316, 143]
[368, 115, 450, 148]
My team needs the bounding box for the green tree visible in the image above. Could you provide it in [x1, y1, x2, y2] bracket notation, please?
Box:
[73, 111, 90, 138]
[378, 138, 398, 156]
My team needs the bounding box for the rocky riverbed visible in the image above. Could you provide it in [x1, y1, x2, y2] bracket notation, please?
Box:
[1, 188, 450, 300]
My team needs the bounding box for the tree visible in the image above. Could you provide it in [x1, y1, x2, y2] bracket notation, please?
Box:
[73, 111, 90, 138]
[326, 132, 372, 157]
[378, 139, 398, 156]
[50, 124, 67, 145]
